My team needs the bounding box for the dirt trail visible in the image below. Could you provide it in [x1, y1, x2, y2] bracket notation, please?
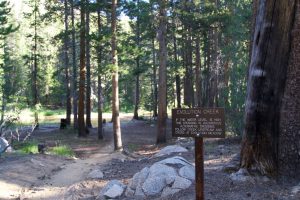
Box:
[19, 152, 127, 200]
[0, 123, 130, 200]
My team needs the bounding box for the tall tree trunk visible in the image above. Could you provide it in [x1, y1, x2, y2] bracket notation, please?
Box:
[278, 1, 300, 178]
[33, 0, 39, 128]
[195, 37, 201, 107]
[97, 0, 103, 139]
[241, 0, 296, 175]
[183, 28, 194, 108]
[85, 0, 92, 128]
[156, 0, 167, 144]
[152, 37, 158, 117]
[133, 0, 141, 120]
[111, 0, 122, 150]
[70, 0, 78, 129]
[78, 0, 87, 137]
[172, 0, 181, 108]
[64, 0, 71, 125]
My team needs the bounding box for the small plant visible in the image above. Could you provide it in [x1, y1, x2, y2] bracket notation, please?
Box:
[49, 145, 75, 157]
[127, 143, 139, 152]
[13, 141, 39, 154]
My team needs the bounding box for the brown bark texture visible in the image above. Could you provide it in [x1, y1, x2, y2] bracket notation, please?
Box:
[64, 0, 71, 125]
[78, 0, 87, 137]
[111, 0, 122, 150]
[133, 0, 140, 120]
[278, 1, 300, 178]
[195, 37, 201, 107]
[156, 0, 167, 144]
[85, 0, 92, 128]
[70, 0, 78, 129]
[97, 0, 103, 140]
[241, 0, 297, 176]
[152, 38, 158, 117]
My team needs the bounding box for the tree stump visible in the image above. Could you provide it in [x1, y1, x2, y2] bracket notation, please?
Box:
[60, 118, 67, 129]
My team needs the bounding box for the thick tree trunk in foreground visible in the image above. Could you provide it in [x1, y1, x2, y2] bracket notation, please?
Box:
[85, 0, 92, 128]
[156, 0, 167, 144]
[64, 0, 71, 125]
[97, 0, 103, 139]
[278, 1, 300, 178]
[70, 0, 78, 129]
[111, 0, 122, 151]
[241, 0, 297, 176]
[78, 0, 87, 137]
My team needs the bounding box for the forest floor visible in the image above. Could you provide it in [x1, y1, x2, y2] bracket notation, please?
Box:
[0, 115, 299, 200]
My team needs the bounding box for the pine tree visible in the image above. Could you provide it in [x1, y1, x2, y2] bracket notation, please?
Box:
[111, 0, 122, 150]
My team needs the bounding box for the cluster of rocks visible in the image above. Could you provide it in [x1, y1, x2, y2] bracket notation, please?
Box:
[96, 145, 194, 199]
[98, 156, 195, 199]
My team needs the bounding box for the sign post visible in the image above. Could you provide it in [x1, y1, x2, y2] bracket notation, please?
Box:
[172, 108, 225, 200]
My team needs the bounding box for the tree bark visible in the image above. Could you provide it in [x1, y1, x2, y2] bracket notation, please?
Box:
[78, 0, 87, 137]
[278, 1, 300, 178]
[156, 0, 167, 144]
[172, 1, 181, 108]
[70, 0, 78, 129]
[85, 0, 92, 128]
[33, 0, 39, 127]
[111, 0, 122, 150]
[241, 0, 296, 175]
[133, 0, 141, 120]
[97, 0, 103, 139]
[152, 37, 158, 117]
[64, 0, 71, 125]
[183, 26, 194, 108]
[195, 36, 201, 107]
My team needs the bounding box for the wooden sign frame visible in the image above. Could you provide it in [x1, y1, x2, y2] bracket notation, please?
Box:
[172, 107, 225, 200]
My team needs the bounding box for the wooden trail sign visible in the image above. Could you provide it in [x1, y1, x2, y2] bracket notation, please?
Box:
[172, 108, 225, 138]
[172, 108, 225, 200]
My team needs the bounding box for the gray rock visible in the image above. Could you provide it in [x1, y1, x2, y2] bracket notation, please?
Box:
[142, 176, 167, 196]
[179, 165, 195, 180]
[291, 183, 300, 194]
[104, 184, 124, 199]
[161, 187, 181, 197]
[172, 176, 192, 190]
[87, 169, 104, 179]
[125, 187, 134, 197]
[141, 163, 177, 196]
[0, 137, 10, 153]
[166, 176, 176, 185]
[148, 163, 177, 179]
[229, 168, 253, 182]
[99, 180, 125, 197]
[135, 185, 145, 197]
[154, 145, 188, 157]
[157, 156, 193, 167]
[129, 167, 149, 190]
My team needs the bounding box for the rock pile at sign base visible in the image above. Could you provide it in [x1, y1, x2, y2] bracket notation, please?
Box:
[98, 180, 126, 199]
[125, 156, 195, 198]
[154, 145, 188, 157]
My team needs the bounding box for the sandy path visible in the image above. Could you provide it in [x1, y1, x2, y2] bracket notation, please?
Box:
[18, 139, 129, 200]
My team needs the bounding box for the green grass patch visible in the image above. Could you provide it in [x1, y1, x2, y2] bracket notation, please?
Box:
[127, 143, 139, 152]
[13, 141, 39, 154]
[49, 145, 75, 157]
